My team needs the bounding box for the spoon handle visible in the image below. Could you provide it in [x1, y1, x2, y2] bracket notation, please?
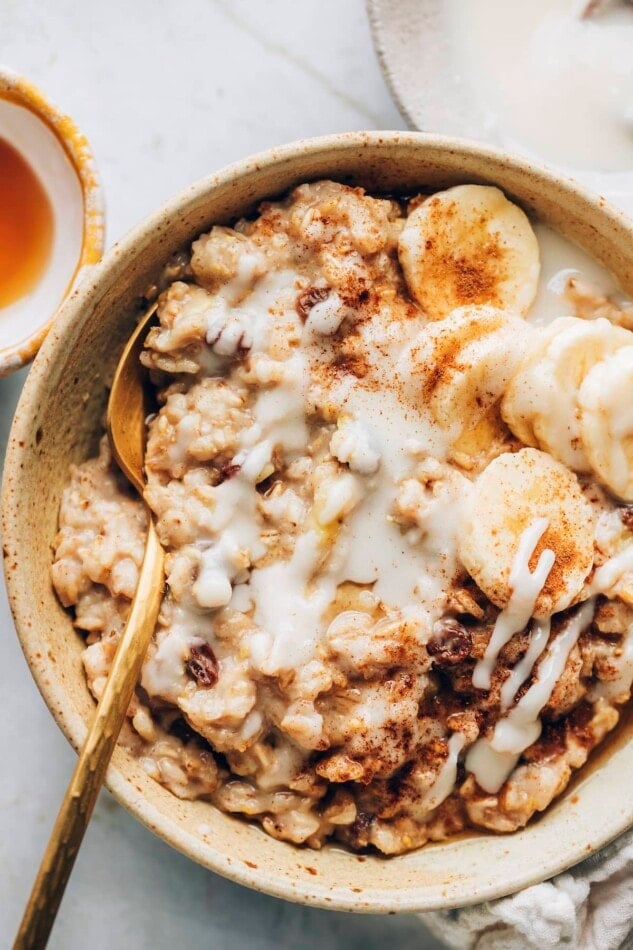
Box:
[14, 519, 164, 950]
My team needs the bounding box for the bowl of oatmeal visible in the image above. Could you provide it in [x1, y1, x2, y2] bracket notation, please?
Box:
[5, 132, 633, 912]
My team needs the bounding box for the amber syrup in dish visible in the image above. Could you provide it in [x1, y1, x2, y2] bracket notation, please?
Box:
[0, 136, 54, 309]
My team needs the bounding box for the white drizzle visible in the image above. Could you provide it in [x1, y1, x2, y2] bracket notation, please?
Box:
[467, 599, 595, 794]
[472, 518, 555, 690]
[589, 544, 633, 595]
[304, 291, 348, 336]
[140, 625, 192, 701]
[329, 419, 381, 476]
[192, 469, 267, 609]
[189, 272, 311, 615]
[303, 294, 464, 614]
[421, 732, 465, 812]
[464, 736, 516, 798]
[499, 617, 551, 711]
[249, 530, 335, 674]
[315, 472, 363, 526]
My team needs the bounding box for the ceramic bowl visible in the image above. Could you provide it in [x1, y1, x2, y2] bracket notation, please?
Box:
[0, 68, 104, 375]
[4, 132, 633, 913]
[366, 0, 633, 215]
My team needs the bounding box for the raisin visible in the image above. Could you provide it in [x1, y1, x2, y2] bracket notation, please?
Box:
[217, 461, 241, 483]
[356, 811, 373, 831]
[296, 285, 329, 321]
[186, 643, 219, 687]
[428, 618, 473, 667]
[349, 812, 374, 848]
[619, 507, 633, 531]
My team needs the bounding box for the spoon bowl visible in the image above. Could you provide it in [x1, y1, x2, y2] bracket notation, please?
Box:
[107, 304, 158, 494]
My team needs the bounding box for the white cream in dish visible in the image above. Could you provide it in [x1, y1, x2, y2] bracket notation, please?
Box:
[446, 0, 633, 173]
[52, 181, 633, 855]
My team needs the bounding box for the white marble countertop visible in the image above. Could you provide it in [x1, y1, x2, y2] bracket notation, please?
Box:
[0, 2, 443, 947]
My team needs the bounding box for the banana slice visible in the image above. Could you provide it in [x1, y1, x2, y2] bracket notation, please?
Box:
[458, 448, 594, 618]
[502, 317, 633, 471]
[399, 304, 528, 436]
[500, 317, 578, 449]
[399, 185, 540, 321]
[579, 345, 633, 501]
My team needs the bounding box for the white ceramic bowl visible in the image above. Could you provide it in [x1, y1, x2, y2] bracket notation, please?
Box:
[366, 0, 633, 214]
[0, 68, 104, 375]
[4, 132, 633, 913]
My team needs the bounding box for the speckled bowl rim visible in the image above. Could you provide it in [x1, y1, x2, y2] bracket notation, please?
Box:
[0, 67, 105, 375]
[5, 131, 633, 914]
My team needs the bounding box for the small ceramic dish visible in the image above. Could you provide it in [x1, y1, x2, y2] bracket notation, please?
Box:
[366, 0, 633, 213]
[0, 68, 104, 375]
[4, 132, 633, 913]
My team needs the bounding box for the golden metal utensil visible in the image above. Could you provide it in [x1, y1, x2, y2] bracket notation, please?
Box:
[15, 305, 164, 949]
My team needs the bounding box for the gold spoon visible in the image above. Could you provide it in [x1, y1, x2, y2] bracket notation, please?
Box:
[15, 305, 165, 949]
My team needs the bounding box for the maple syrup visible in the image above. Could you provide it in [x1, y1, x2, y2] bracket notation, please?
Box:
[0, 136, 54, 309]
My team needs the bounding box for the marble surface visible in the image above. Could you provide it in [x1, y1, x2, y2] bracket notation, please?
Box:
[0, 2, 443, 948]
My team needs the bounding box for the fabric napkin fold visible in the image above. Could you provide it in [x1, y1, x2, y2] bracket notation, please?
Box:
[420, 827, 633, 949]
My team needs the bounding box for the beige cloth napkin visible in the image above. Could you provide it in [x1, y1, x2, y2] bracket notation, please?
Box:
[419, 828, 633, 949]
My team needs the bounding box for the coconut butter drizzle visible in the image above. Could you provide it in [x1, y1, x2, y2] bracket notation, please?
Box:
[472, 519, 556, 691]
[467, 599, 595, 794]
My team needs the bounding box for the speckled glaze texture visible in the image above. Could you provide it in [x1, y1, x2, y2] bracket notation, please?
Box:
[4, 132, 633, 913]
[366, 0, 467, 137]
[0, 67, 104, 375]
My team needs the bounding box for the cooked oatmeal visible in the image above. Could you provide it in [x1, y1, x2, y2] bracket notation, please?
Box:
[52, 180, 633, 854]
